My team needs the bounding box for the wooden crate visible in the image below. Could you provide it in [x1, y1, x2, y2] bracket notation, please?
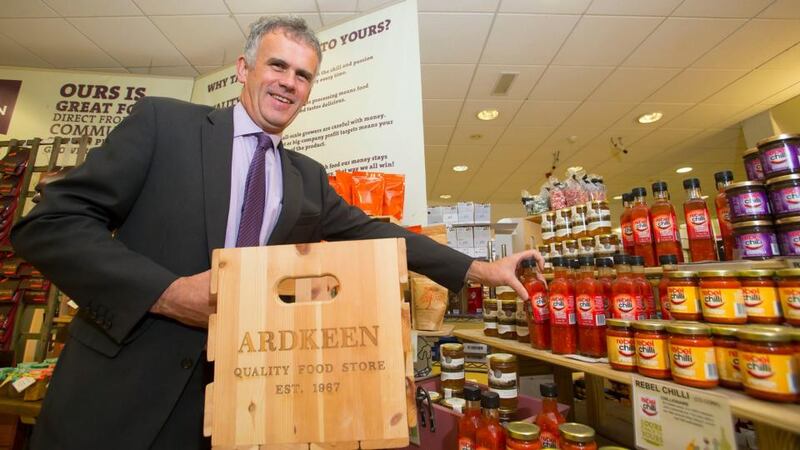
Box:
[205, 239, 411, 449]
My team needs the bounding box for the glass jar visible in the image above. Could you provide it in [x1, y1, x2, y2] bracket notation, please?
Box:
[440, 343, 465, 398]
[441, 397, 466, 413]
[562, 239, 579, 258]
[559, 423, 597, 450]
[699, 270, 747, 324]
[606, 318, 636, 372]
[743, 146, 765, 181]
[538, 244, 550, 261]
[738, 270, 782, 324]
[572, 205, 588, 239]
[757, 133, 800, 179]
[578, 237, 595, 258]
[488, 353, 518, 414]
[725, 181, 771, 222]
[428, 391, 442, 404]
[666, 322, 718, 389]
[555, 208, 572, 244]
[776, 216, 800, 257]
[737, 326, 799, 403]
[516, 298, 530, 343]
[541, 212, 556, 245]
[775, 268, 800, 326]
[711, 325, 743, 389]
[633, 320, 671, 379]
[667, 271, 702, 321]
[587, 201, 612, 237]
[498, 298, 518, 340]
[766, 173, 800, 218]
[506, 422, 541, 450]
[483, 298, 498, 337]
[594, 234, 614, 257]
[731, 220, 779, 260]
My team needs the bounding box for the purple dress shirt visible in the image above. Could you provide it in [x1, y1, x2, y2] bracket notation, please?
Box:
[224, 103, 284, 247]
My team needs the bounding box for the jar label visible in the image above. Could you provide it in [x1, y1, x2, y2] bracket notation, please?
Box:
[745, 156, 764, 181]
[718, 205, 733, 236]
[735, 231, 779, 258]
[577, 294, 606, 326]
[530, 292, 550, 323]
[441, 357, 464, 370]
[489, 387, 518, 399]
[700, 287, 747, 318]
[542, 231, 555, 240]
[608, 335, 636, 367]
[777, 228, 800, 256]
[770, 185, 800, 214]
[740, 351, 798, 394]
[612, 294, 640, 320]
[669, 343, 718, 381]
[622, 220, 635, 247]
[440, 370, 465, 381]
[763, 146, 798, 174]
[730, 191, 770, 217]
[778, 287, 800, 321]
[549, 293, 575, 326]
[572, 224, 586, 234]
[498, 323, 515, 334]
[489, 370, 516, 384]
[715, 346, 742, 384]
[652, 212, 680, 243]
[685, 208, 712, 240]
[516, 324, 529, 336]
[668, 286, 702, 314]
[742, 286, 782, 318]
[484, 320, 497, 330]
[636, 337, 670, 370]
[632, 216, 653, 244]
[459, 438, 475, 450]
[483, 301, 497, 318]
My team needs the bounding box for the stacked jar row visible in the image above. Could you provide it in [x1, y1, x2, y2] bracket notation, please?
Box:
[607, 320, 799, 403]
[539, 201, 612, 245]
[537, 234, 620, 273]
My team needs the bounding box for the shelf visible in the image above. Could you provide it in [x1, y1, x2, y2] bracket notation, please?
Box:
[454, 328, 800, 434]
[448, 222, 519, 235]
[414, 324, 454, 337]
[0, 398, 41, 418]
[51, 316, 72, 324]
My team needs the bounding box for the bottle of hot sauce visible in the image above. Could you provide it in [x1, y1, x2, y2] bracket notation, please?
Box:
[630, 187, 657, 266]
[549, 257, 576, 355]
[535, 383, 565, 449]
[457, 385, 483, 450]
[683, 178, 718, 262]
[475, 391, 506, 450]
[610, 254, 637, 320]
[657, 254, 678, 319]
[650, 181, 684, 263]
[714, 171, 735, 261]
[620, 193, 635, 255]
[568, 258, 580, 282]
[521, 258, 550, 350]
[575, 256, 607, 358]
[630, 255, 655, 320]
[596, 257, 614, 318]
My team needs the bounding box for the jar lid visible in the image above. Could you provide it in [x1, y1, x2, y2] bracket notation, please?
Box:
[488, 353, 517, 364]
[441, 397, 466, 411]
[775, 268, 800, 277]
[743, 146, 759, 156]
[606, 318, 633, 328]
[698, 270, 739, 277]
[737, 326, 793, 343]
[756, 133, 800, 148]
[726, 180, 764, 190]
[666, 270, 697, 278]
[710, 324, 742, 337]
[544, 211, 555, 218]
[766, 173, 800, 185]
[776, 216, 800, 226]
[507, 422, 540, 441]
[428, 391, 442, 403]
[789, 328, 800, 342]
[738, 269, 775, 277]
[574, 204, 587, 212]
[559, 208, 572, 214]
[579, 237, 594, 244]
[559, 422, 595, 443]
[666, 321, 711, 336]
[538, 244, 549, 250]
[563, 239, 577, 245]
[440, 343, 463, 352]
[632, 320, 667, 332]
[731, 220, 774, 229]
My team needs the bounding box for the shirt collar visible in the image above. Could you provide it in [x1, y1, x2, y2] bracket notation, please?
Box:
[233, 102, 281, 147]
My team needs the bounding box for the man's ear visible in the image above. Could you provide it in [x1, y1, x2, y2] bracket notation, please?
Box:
[235, 56, 248, 84]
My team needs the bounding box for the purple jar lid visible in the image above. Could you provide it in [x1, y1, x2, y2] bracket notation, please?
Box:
[776, 216, 800, 256]
[757, 133, 800, 177]
[743, 147, 765, 182]
[725, 181, 770, 221]
[733, 220, 779, 260]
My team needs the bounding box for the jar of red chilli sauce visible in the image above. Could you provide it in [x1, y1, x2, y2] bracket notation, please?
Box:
[606, 319, 636, 372]
[666, 322, 718, 389]
[738, 270, 782, 324]
[776, 268, 800, 326]
[699, 270, 747, 324]
[743, 147, 765, 182]
[766, 173, 800, 218]
[667, 271, 702, 321]
[559, 423, 597, 450]
[737, 326, 799, 403]
[633, 320, 671, 379]
[711, 325, 743, 389]
[776, 216, 800, 257]
[506, 422, 541, 450]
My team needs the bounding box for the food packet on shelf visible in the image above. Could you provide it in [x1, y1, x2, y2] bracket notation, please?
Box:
[334, 170, 354, 204]
[588, 175, 607, 201]
[548, 176, 567, 210]
[352, 171, 385, 216]
[563, 167, 589, 206]
[382, 173, 405, 220]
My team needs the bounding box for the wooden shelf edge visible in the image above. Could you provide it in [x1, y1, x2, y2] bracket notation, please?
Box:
[414, 324, 455, 337]
[453, 328, 800, 434]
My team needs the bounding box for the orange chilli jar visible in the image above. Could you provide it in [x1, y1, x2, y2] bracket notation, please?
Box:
[606, 319, 636, 372]
[739, 270, 782, 324]
[666, 322, 718, 389]
[559, 423, 597, 450]
[633, 320, 671, 379]
[737, 326, 799, 403]
[667, 271, 702, 321]
[711, 325, 743, 389]
[506, 422, 541, 450]
[699, 270, 746, 324]
[776, 268, 800, 326]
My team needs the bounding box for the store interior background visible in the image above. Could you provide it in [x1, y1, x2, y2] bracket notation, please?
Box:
[2, 0, 800, 226]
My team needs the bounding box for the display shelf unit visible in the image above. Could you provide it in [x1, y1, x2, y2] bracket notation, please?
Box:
[455, 328, 800, 447]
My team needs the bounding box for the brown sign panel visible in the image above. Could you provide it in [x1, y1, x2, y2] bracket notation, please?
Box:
[0, 80, 22, 135]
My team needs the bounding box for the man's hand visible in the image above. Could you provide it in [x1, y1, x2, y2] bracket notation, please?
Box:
[150, 270, 213, 328]
[466, 249, 545, 300]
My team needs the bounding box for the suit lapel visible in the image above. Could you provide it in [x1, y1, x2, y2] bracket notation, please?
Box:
[201, 107, 234, 256]
[267, 143, 303, 245]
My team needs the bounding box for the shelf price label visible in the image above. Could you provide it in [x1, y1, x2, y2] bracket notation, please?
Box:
[632, 375, 735, 450]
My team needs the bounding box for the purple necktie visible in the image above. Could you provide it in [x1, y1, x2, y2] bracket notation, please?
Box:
[236, 133, 273, 247]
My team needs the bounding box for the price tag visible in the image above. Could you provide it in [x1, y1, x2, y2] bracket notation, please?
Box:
[12, 376, 36, 393]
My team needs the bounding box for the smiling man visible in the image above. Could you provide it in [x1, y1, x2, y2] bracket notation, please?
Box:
[11, 16, 541, 450]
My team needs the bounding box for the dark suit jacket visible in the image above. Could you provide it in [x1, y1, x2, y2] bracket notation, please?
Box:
[10, 97, 473, 449]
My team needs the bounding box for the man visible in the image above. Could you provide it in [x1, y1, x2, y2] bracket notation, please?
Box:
[11, 16, 541, 449]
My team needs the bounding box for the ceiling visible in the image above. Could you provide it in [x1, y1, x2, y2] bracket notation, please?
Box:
[2, 0, 800, 218]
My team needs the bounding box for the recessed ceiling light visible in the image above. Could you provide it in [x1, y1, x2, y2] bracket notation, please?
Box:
[676, 167, 693, 174]
[439, 194, 452, 199]
[452, 165, 469, 172]
[637, 111, 663, 124]
[476, 109, 499, 121]
[613, 195, 623, 200]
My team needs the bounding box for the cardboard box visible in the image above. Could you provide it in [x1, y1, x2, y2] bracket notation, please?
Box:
[457, 202, 475, 224]
[446, 226, 457, 247]
[455, 226, 474, 248]
[472, 246, 488, 259]
[426, 206, 443, 225]
[473, 225, 491, 248]
[442, 205, 458, 225]
[474, 203, 491, 223]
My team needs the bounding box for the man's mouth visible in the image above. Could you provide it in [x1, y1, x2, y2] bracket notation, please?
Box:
[269, 93, 293, 104]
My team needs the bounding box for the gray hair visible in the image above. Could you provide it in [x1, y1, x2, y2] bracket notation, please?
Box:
[244, 16, 323, 67]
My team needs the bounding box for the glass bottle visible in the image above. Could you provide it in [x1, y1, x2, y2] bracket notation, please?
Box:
[683, 178, 718, 262]
[630, 255, 654, 320]
[657, 254, 678, 319]
[521, 258, 550, 350]
[715, 170, 735, 261]
[575, 256, 607, 358]
[535, 383, 565, 449]
[630, 187, 657, 266]
[610, 254, 637, 320]
[650, 181, 684, 263]
[596, 257, 614, 318]
[457, 385, 483, 450]
[549, 257, 577, 355]
[475, 391, 506, 450]
[619, 193, 635, 255]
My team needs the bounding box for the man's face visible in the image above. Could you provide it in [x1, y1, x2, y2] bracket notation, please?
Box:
[237, 30, 319, 134]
